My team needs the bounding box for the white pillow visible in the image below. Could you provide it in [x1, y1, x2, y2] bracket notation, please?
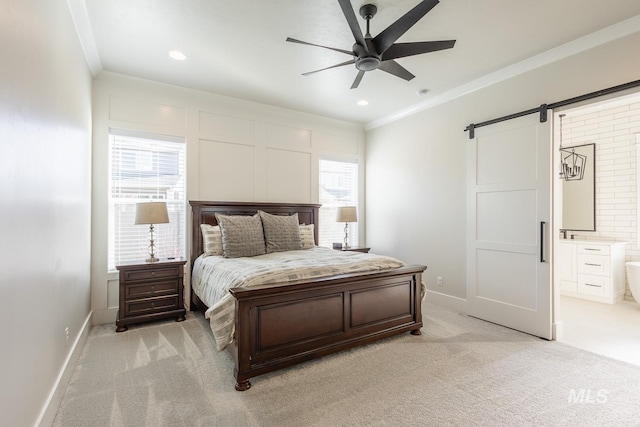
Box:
[200, 224, 223, 256]
[299, 224, 316, 249]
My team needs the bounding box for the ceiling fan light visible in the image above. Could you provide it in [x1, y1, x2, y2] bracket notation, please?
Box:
[356, 56, 380, 71]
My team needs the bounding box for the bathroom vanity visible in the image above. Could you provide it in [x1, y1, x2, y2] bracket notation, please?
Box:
[557, 240, 626, 304]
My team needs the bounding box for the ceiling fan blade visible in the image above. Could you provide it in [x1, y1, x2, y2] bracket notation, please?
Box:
[350, 71, 365, 89]
[382, 40, 456, 61]
[302, 59, 356, 76]
[373, 0, 439, 54]
[286, 37, 354, 56]
[378, 60, 415, 81]
[338, 0, 368, 53]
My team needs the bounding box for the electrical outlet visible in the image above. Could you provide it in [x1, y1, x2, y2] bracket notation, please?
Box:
[437, 276, 443, 286]
[65, 327, 70, 345]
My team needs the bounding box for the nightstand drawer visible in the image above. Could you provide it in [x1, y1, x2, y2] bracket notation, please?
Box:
[125, 295, 180, 317]
[125, 279, 179, 300]
[123, 266, 181, 282]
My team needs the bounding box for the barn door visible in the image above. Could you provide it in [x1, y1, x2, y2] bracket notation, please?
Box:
[466, 113, 552, 339]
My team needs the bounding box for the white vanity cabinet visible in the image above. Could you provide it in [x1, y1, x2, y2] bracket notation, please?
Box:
[557, 241, 626, 304]
[557, 242, 577, 292]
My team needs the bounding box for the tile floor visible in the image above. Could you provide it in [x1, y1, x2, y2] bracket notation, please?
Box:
[558, 295, 640, 366]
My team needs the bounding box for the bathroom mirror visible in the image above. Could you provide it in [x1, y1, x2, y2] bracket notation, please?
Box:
[561, 143, 596, 231]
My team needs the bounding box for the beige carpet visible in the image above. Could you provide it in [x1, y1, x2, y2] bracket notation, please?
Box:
[53, 303, 640, 426]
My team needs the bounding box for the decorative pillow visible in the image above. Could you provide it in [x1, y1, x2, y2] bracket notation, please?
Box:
[258, 211, 303, 253]
[200, 224, 223, 257]
[299, 224, 315, 249]
[215, 213, 266, 258]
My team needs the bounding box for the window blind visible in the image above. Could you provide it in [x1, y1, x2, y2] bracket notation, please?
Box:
[108, 131, 186, 270]
[318, 159, 359, 248]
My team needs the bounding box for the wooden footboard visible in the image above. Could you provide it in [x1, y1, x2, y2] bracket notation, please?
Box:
[228, 265, 426, 391]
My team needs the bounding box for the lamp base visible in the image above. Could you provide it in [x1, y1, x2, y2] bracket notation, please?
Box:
[343, 222, 350, 250]
[145, 224, 160, 263]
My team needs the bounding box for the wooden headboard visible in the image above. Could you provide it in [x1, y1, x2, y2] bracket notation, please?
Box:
[189, 201, 321, 267]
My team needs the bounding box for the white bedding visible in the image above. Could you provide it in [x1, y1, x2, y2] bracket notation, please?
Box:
[191, 246, 405, 350]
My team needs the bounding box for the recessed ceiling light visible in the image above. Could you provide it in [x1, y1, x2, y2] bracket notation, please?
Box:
[357, 100, 368, 106]
[169, 50, 186, 61]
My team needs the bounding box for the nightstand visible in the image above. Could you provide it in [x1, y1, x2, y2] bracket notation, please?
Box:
[338, 246, 370, 253]
[115, 259, 187, 332]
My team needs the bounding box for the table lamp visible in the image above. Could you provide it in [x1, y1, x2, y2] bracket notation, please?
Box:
[134, 201, 169, 262]
[336, 206, 357, 250]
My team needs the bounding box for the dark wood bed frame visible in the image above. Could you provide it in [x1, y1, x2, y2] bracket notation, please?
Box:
[189, 201, 427, 391]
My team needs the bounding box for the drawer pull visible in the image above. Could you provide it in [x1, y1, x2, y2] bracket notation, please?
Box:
[584, 283, 601, 288]
[151, 272, 155, 276]
[584, 263, 601, 267]
[151, 302, 155, 307]
[584, 248, 601, 251]
[151, 286, 155, 291]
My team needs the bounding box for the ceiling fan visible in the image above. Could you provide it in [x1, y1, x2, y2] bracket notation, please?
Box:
[286, 0, 456, 89]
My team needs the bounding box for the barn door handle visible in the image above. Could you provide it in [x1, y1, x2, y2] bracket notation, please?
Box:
[540, 221, 546, 263]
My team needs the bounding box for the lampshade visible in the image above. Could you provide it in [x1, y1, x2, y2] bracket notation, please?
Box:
[134, 202, 169, 225]
[336, 206, 357, 223]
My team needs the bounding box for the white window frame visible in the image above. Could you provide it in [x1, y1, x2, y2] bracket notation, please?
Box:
[318, 157, 359, 248]
[108, 129, 187, 271]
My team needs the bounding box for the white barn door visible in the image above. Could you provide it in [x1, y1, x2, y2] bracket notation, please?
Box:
[466, 114, 552, 339]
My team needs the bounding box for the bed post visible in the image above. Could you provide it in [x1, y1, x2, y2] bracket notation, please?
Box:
[410, 272, 424, 336]
[233, 297, 252, 391]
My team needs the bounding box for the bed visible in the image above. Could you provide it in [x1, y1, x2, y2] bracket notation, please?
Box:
[189, 201, 427, 391]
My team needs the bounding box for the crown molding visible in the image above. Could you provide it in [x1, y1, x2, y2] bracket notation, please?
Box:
[66, 0, 102, 76]
[365, 14, 640, 131]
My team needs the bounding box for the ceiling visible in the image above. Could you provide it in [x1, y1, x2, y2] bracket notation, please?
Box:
[75, 0, 640, 126]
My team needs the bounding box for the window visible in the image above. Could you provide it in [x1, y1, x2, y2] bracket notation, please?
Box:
[318, 159, 359, 247]
[108, 130, 186, 270]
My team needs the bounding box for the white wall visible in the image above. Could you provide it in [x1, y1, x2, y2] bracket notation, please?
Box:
[0, 1, 92, 426]
[91, 72, 365, 323]
[560, 95, 640, 297]
[366, 31, 640, 310]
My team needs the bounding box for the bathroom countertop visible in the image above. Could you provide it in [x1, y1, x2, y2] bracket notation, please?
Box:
[558, 239, 627, 245]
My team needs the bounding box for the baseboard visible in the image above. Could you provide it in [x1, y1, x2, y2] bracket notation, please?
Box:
[35, 311, 92, 427]
[553, 320, 564, 341]
[91, 306, 118, 325]
[425, 289, 467, 313]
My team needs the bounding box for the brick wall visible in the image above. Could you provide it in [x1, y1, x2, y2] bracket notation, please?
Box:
[561, 94, 640, 297]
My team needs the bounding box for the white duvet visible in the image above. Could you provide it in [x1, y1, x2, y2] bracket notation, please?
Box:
[191, 246, 405, 350]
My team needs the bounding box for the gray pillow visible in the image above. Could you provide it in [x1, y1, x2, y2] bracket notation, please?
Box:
[215, 213, 266, 258]
[258, 211, 303, 253]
